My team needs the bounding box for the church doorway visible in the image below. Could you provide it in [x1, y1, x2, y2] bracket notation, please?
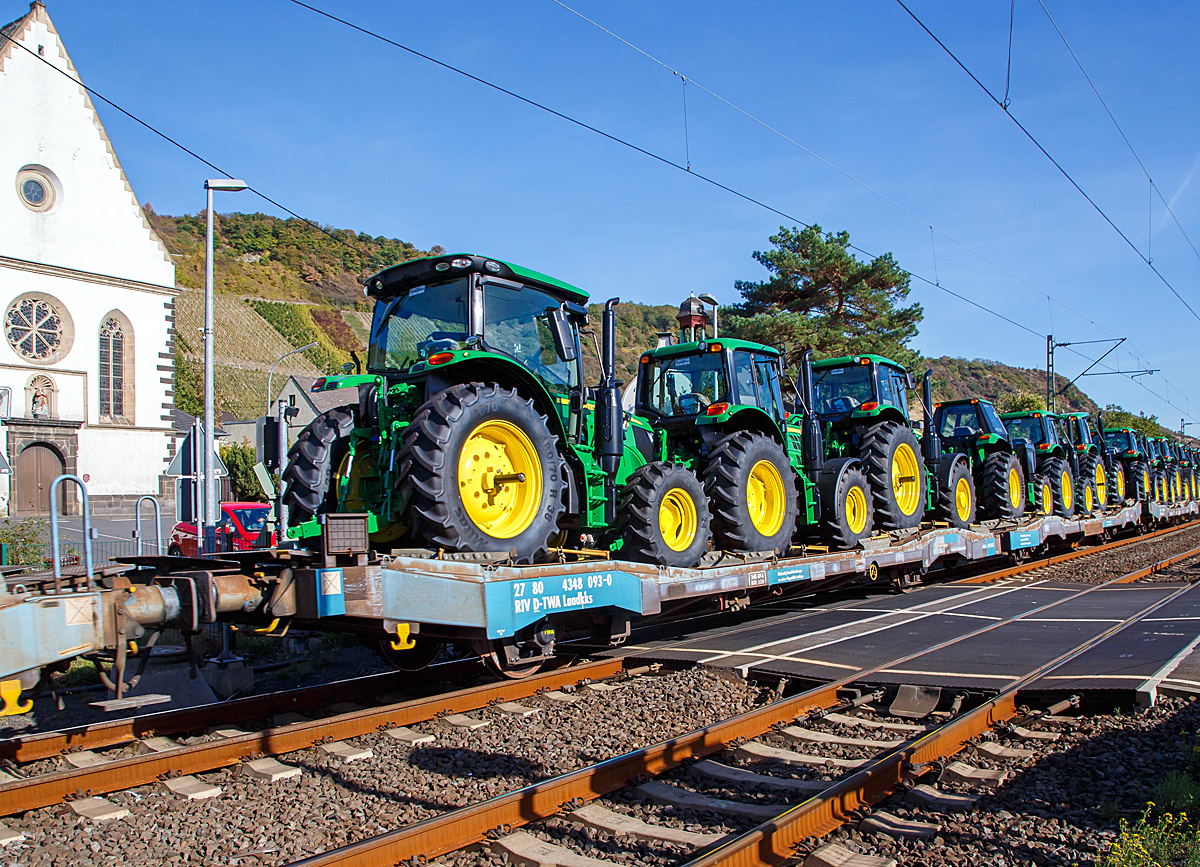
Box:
[16, 443, 65, 515]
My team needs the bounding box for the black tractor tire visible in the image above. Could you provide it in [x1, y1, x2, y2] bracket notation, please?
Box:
[981, 452, 1026, 520]
[1108, 462, 1126, 505]
[1079, 476, 1099, 516]
[618, 462, 711, 568]
[281, 404, 358, 526]
[861, 421, 926, 530]
[1081, 454, 1106, 509]
[1046, 457, 1075, 517]
[939, 460, 976, 528]
[1152, 469, 1166, 504]
[705, 432, 799, 555]
[826, 465, 874, 549]
[398, 383, 566, 564]
[1131, 461, 1150, 503]
[1034, 474, 1053, 515]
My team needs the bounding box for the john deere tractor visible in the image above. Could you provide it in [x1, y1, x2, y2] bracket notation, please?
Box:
[1058, 411, 1111, 512]
[1000, 411, 1078, 517]
[1149, 436, 1177, 503]
[809, 355, 928, 531]
[1103, 426, 1150, 503]
[632, 338, 873, 553]
[924, 393, 1028, 527]
[281, 254, 710, 574]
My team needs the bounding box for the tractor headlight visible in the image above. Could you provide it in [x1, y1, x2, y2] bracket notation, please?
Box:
[451, 257, 472, 269]
[484, 260, 501, 273]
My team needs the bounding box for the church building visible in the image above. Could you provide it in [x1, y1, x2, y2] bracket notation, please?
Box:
[0, 1, 176, 517]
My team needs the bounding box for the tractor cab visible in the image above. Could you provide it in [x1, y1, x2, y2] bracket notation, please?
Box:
[925, 396, 1026, 525]
[810, 355, 912, 428]
[931, 398, 1010, 452]
[1000, 411, 1078, 516]
[1057, 411, 1110, 508]
[1103, 428, 1143, 461]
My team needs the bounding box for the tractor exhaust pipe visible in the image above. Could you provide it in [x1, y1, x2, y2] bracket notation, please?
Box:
[922, 370, 940, 464]
[800, 350, 823, 481]
[598, 299, 623, 520]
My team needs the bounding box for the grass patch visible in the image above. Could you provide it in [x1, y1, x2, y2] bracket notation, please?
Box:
[1104, 807, 1200, 866]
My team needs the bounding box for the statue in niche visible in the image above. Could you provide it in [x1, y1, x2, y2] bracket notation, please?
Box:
[31, 387, 48, 419]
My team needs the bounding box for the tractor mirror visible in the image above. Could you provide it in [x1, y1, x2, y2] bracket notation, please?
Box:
[547, 306, 578, 362]
[906, 372, 917, 390]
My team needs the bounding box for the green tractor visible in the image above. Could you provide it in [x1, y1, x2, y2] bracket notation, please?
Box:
[1057, 411, 1112, 512]
[632, 339, 873, 553]
[282, 253, 701, 575]
[924, 393, 1028, 527]
[1103, 426, 1151, 504]
[1149, 436, 1178, 503]
[1000, 411, 1079, 517]
[809, 354, 928, 532]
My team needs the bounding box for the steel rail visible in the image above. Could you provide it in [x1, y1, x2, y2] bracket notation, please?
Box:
[0, 657, 625, 815]
[682, 575, 1199, 867]
[0, 657, 483, 764]
[284, 544, 1190, 867]
[955, 517, 1194, 584]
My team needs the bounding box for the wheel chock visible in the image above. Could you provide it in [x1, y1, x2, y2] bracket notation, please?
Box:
[0, 678, 32, 716]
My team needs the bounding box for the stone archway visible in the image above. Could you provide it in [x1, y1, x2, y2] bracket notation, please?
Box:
[15, 442, 65, 515]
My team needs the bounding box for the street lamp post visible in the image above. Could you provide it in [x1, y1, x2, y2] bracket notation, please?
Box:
[203, 179, 247, 554]
[698, 293, 719, 339]
[266, 342, 318, 415]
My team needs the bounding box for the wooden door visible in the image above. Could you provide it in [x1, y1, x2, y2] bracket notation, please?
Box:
[16, 444, 65, 515]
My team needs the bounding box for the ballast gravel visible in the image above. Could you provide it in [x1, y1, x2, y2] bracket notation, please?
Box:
[1, 668, 768, 867]
[1027, 520, 1200, 584]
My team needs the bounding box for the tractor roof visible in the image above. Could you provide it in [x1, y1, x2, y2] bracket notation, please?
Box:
[999, 411, 1048, 419]
[365, 253, 589, 305]
[641, 338, 780, 361]
[1103, 427, 1138, 434]
[934, 397, 997, 409]
[812, 354, 906, 370]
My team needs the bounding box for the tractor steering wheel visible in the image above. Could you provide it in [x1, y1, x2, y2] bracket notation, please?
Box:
[677, 392, 712, 414]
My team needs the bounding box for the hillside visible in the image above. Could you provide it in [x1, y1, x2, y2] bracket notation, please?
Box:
[154, 211, 1101, 421]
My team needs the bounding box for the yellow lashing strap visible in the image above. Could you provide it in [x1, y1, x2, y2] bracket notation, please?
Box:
[390, 622, 416, 651]
[0, 678, 32, 717]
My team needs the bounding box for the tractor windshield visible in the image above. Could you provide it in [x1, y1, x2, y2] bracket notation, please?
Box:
[643, 352, 729, 417]
[1104, 430, 1136, 453]
[1005, 416, 1051, 446]
[938, 405, 982, 439]
[482, 282, 578, 393]
[368, 278, 470, 371]
[813, 365, 875, 414]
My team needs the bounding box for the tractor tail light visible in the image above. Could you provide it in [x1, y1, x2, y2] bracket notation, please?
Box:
[860, 402, 879, 411]
[311, 378, 326, 391]
[428, 352, 454, 365]
[706, 403, 729, 416]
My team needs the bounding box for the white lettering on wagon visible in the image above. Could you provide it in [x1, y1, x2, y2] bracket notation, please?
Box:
[511, 574, 611, 615]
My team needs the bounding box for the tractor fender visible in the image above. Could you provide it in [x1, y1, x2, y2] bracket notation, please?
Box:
[816, 456, 865, 513]
[935, 454, 969, 495]
[1011, 439, 1038, 482]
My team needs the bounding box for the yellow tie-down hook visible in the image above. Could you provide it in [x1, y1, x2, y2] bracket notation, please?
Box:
[0, 678, 32, 717]
[390, 621, 416, 651]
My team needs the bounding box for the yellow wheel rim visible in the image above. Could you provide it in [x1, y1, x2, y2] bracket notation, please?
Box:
[1116, 469, 1125, 501]
[955, 476, 972, 522]
[891, 442, 922, 517]
[659, 488, 697, 552]
[1084, 484, 1093, 513]
[1042, 481, 1053, 514]
[1008, 466, 1021, 508]
[747, 460, 786, 537]
[846, 484, 868, 535]
[1062, 471, 1073, 510]
[457, 419, 543, 539]
[1095, 464, 1107, 504]
[1144, 470, 1151, 497]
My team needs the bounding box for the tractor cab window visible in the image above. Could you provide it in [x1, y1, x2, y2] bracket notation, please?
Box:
[813, 365, 875, 414]
[643, 352, 728, 417]
[482, 282, 578, 394]
[1105, 430, 1133, 452]
[739, 353, 784, 420]
[938, 405, 982, 439]
[979, 403, 1007, 437]
[877, 371, 897, 409]
[887, 370, 910, 418]
[368, 278, 470, 371]
[732, 351, 756, 406]
[1006, 416, 1049, 446]
[1075, 418, 1093, 446]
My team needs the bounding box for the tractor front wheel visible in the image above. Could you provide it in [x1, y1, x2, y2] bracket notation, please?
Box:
[281, 404, 357, 525]
[1131, 461, 1150, 503]
[1083, 455, 1107, 508]
[1109, 463, 1126, 505]
[400, 383, 566, 564]
[939, 460, 976, 528]
[1079, 476, 1099, 516]
[1034, 474, 1053, 515]
[1046, 458, 1075, 517]
[981, 452, 1025, 520]
[862, 422, 926, 530]
[826, 465, 874, 549]
[705, 432, 798, 555]
[618, 462, 711, 567]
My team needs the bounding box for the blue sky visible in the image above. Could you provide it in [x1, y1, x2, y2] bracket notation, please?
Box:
[30, 1, 1200, 426]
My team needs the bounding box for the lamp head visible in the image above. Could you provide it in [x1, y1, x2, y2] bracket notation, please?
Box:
[205, 179, 248, 192]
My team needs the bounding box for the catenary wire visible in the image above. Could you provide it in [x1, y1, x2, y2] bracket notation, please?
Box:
[894, 0, 1200, 326]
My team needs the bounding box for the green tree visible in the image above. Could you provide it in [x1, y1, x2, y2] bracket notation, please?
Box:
[1103, 404, 1165, 437]
[996, 390, 1045, 413]
[725, 225, 923, 368]
[220, 442, 265, 502]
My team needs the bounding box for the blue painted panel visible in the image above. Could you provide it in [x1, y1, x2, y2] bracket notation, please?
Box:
[483, 570, 645, 639]
[1008, 530, 1039, 551]
[2, 593, 101, 680]
[316, 568, 346, 617]
[769, 561, 827, 585]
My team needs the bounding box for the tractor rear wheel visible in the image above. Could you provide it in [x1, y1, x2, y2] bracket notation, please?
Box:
[939, 460, 976, 528]
[1079, 476, 1099, 515]
[981, 452, 1025, 520]
[862, 422, 926, 530]
[826, 465, 873, 549]
[281, 404, 357, 525]
[1153, 469, 1166, 504]
[1108, 463, 1126, 504]
[399, 383, 566, 564]
[618, 462, 710, 567]
[1046, 458, 1075, 517]
[705, 432, 798, 555]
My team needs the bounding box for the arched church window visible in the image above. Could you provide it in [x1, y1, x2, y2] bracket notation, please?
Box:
[99, 317, 125, 419]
